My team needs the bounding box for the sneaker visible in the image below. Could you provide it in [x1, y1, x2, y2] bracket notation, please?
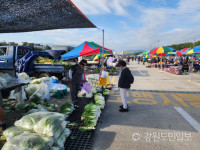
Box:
[119, 108, 128, 112]
[119, 105, 128, 109]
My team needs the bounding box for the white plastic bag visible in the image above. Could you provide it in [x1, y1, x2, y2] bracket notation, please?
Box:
[101, 71, 108, 78]
[30, 82, 50, 100]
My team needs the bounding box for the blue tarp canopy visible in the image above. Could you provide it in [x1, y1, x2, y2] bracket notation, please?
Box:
[193, 46, 200, 53]
[16, 51, 54, 74]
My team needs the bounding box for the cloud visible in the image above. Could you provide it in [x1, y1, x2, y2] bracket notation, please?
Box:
[71, 0, 133, 16]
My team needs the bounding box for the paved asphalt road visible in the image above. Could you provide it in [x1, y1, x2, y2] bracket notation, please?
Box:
[92, 61, 200, 150]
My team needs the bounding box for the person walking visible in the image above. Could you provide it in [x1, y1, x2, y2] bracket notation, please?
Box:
[117, 60, 134, 112]
[69, 59, 87, 104]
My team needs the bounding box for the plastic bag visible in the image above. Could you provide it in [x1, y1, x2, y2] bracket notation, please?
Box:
[15, 111, 67, 132]
[46, 81, 67, 91]
[54, 128, 71, 148]
[8, 132, 54, 149]
[2, 142, 32, 150]
[30, 82, 50, 100]
[82, 82, 92, 94]
[8, 86, 26, 103]
[3, 126, 25, 141]
[34, 115, 68, 138]
[0, 77, 7, 88]
[101, 71, 108, 78]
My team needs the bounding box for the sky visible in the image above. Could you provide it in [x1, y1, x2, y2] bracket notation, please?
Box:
[0, 0, 200, 51]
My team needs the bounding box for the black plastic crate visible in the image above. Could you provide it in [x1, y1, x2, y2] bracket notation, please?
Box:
[65, 129, 95, 150]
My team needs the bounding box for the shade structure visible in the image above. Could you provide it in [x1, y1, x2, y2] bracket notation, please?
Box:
[182, 48, 192, 55]
[0, 0, 96, 33]
[139, 51, 149, 56]
[88, 42, 113, 54]
[61, 41, 109, 60]
[150, 46, 175, 55]
[186, 49, 194, 55]
[176, 51, 182, 56]
[193, 46, 200, 53]
[181, 48, 190, 53]
[93, 54, 107, 61]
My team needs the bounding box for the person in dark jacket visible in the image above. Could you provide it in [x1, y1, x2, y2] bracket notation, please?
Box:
[117, 60, 134, 112]
[69, 59, 87, 104]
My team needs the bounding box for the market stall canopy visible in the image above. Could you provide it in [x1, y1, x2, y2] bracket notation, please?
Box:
[180, 48, 190, 53]
[182, 48, 192, 55]
[61, 41, 109, 60]
[0, 0, 96, 33]
[150, 46, 175, 55]
[93, 54, 107, 61]
[176, 51, 182, 56]
[193, 46, 200, 53]
[88, 42, 113, 54]
[139, 51, 149, 56]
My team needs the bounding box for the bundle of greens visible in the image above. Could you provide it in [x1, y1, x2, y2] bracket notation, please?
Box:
[14, 111, 67, 132]
[59, 103, 74, 115]
[3, 126, 25, 142]
[54, 128, 71, 148]
[2, 132, 54, 150]
[91, 88, 97, 94]
[25, 84, 38, 98]
[81, 103, 101, 127]
[103, 89, 110, 95]
[3, 111, 71, 150]
[19, 72, 30, 81]
[94, 93, 105, 109]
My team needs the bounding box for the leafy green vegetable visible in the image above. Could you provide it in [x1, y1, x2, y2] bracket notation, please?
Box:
[68, 122, 77, 127]
[15, 103, 27, 109]
[70, 136, 77, 140]
[60, 103, 74, 115]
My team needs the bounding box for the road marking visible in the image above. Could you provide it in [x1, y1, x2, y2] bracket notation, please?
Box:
[185, 80, 200, 87]
[111, 75, 116, 84]
[174, 106, 200, 132]
[137, 70, 146, 76]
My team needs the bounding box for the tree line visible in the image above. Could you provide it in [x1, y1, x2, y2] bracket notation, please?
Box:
[168, 40, 200, 51]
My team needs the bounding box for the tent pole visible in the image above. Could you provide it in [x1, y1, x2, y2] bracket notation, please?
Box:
[102, 29, 104, 67]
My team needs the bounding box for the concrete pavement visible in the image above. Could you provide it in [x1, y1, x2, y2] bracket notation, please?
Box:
[92, 61, 200, 150]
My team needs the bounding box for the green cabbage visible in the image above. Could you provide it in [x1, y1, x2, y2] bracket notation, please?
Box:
[86, 93, 93, 98]
[91, 88, 97, 94]
[15, 111, 66, 131]
[54, 128, 71, 148]
[8, 132, 54, 149]
[2, 142, 32, 150]
[19, 72, 30, 80]
[81, 103, 101, 127]
[50, 147, 59, 150]
[30, 79, 42, 84]
[25, 84, 37, 97]
[3, 126, 24, 141]
[103, 89, 110, 95]
[34, 115, 68, 137]
[60, 103, 74, 115]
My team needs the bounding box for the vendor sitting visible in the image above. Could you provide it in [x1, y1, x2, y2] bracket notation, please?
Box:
[182, 60, 189, 72]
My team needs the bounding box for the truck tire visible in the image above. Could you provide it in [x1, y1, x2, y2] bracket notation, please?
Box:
[38, 73, 50, 78]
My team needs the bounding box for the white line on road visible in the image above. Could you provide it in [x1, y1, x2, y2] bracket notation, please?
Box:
[174, 106, 200, 132]
[137, 70, 146, 76]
